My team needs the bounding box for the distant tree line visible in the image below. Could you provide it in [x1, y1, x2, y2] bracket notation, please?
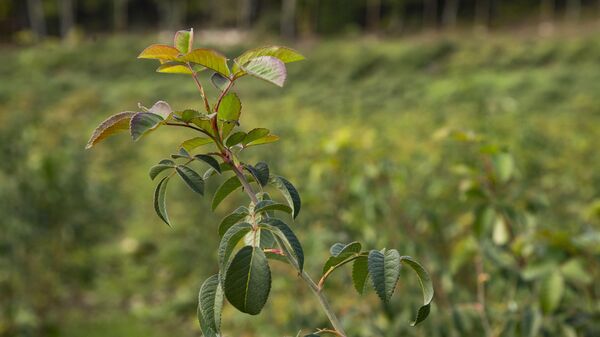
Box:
[0, 0, 598, 42]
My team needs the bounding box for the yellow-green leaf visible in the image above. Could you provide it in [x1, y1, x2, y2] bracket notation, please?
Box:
[86, 111, 136, 149]
[138, 44, 180, 61]
[233, 46, 305, 75]
[179, 48, 230, 77]
[180, 137, 213, 152]
[157, 62, 192, 74]
[174, 29, 193, 54]
[245, 135, 280, 147]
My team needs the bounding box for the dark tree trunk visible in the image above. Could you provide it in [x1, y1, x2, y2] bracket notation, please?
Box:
[300, 0, 319, 37]
[238, 0, 256, 30]
[26, 0, 46, 40]
[58, 0, 75, 38]
[155, 0, 187, 30]
[388, 0, 405, 32]
[281, 0, 297, 39]
[442, 0, 459, 28]
[566, 0, 581, 22]
[540, 0, 555, 23]
[366, 0, 382, 32]
[423, 0, 438, 29]
[113, 0, 128, 32]
[474, 0, 491, 29]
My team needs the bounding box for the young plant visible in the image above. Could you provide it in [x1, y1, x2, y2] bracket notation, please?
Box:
[86, 29, 433, 336]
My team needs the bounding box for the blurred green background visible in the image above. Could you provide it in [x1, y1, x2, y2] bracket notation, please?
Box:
[1, 1, 600, 337]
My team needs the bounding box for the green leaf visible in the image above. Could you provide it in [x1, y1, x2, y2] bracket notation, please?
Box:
[244, 162, 269, 187]
[218, 207, 249, 237]
[539, 270, 564, 314]
[269, 176, 301, 218]
[130, 112, 164, 141]
[156, 61, 193, 74]
[233, 46, 305, 75]
[492, 152, 514, 183]
[149, 163, 174, 180]
[174, 29, 193, 54]
[224, 246, 271, 315]
[218, 93, 241, 120]
[260, 218, 304, 271]
[245, 134, 280, 147]
[217, 93, 241, 138]
[330, 241, 362, 257]
[180, 137, 212, 152]
[171, 148, 191, 160]
[243, 128, 270, 145]
[86, 111, 136, 149]
[254, 200, 292, 215]
[138, 44, 180, 61]
[212, 176, 242, 210]
[368, 249, 401, 303]
[239, 56, 287, 87]
[177, 109, 201, 123]
[176, 165, 204, 195]
[179, 48, 230, 77]
[194, 154, 221, 173]
[352, 256, 369, 295]
[190, 116, 215, 136]
[198, 274, 223, 335]
[560, 258, 593, 285]
[204, 163, 233, 180]
[226, 131, 247, 147]
[322, 242, 363, 274]
[153, 176, 171, 227]
[219, 222, 254, 269]
[400, 256, 434, 326]
[257, 229, 277, 248]
[211, 72, 230, 91]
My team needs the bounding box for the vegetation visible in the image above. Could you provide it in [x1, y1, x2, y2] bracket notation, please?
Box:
[85, 29, 434, 336]
[1, 27, 599, 336]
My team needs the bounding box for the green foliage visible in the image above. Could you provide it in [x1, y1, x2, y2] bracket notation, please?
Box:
[5, 29, 600, 337]
[212, 176, 242, 210]
[269, 175, 302, 219]
[153, 176, 171, 226]
[368, 249, 401, 303]
[176, 165, 204, 195]
[198, 274, 223, 336]
[224, 246, 272, 315]
[85, 111, 135, 149]
[83, 29, 435, 336]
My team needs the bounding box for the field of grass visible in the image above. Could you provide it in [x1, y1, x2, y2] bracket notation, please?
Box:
[1, 28, 599, 336]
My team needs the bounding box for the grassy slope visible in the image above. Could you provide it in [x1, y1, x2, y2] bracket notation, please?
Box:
[0, 29, 599, 336]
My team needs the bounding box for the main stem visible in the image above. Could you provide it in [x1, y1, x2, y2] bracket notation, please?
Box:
[230, 161, 347, 336]
[192, 73, 347, 336]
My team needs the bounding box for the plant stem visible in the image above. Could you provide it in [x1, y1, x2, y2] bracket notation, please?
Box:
[192, 68, 348, 336]
[187, 63, 212, 114]
[229, 162, 347, 336]
[165, 122, 215, 139]
[300, 269, 348, 337]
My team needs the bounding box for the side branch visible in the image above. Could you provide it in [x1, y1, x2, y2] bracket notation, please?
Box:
[187, 63, 212, 114]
